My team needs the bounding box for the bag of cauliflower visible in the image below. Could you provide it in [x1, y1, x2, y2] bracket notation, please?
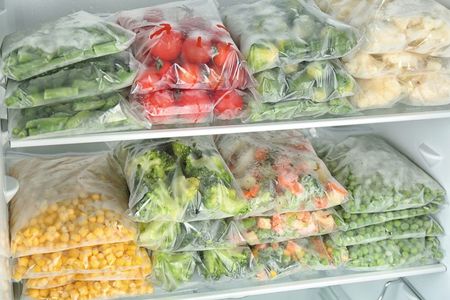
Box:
[350, 77, 406, 109]
[314, 0, 384, 26]
[400, 73, 450, 106]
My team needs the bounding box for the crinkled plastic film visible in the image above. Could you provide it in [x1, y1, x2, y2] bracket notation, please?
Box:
[199, 247, 255, 280]
[350, 77, 406, 109]
[8, 153, 136, 257]
[1, 11, 136, 81]
[4, 52, 139, 109]
[314, 0, 384, 26]
[317, 135, 446, 213]
[221, 0, 361, 73]
[9, 92, 141, 140]
[400, 73, 450, 106]
[137, 219, 245, 251]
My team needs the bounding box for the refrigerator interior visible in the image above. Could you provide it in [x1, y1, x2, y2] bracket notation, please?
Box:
[1, 0, 450, 299]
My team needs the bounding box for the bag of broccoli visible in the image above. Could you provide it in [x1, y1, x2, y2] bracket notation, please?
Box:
[199, 247, 255, 280]
[1, 11, 135, 81]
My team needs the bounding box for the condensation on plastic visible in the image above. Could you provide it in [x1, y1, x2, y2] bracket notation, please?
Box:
[8, 92, 142, 140]
[237, 209, 346, 245]
[315, 135, 446, 213]
[1, 11, 136, 81]
[4, 52, 139, 109]
[345, 237, 443, 271]
[8, 153, 136, 257]
[12, 242, 151, 280]
[216, 133, 349, 215]
[313, 0, 384, 26]
[137, 219, 245, 252]
[254, 60, 358, 104]
[116, 0, 253, 93]
[114, 136, 248, 222]
[221, 0, 361, 74]
[22, 279, 154, 300]
[343, 52, 450, 79]
[24, 266, 152, 290]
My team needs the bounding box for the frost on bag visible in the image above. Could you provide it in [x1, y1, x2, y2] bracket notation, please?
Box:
[9, 92, 141, 139]
[221, 0, 360, 73]
[1, 11, 135, 81]
[137, 219, 245, 252]
[115, 136, 249, 222]
[237, 210, 346, 245]
[252, 237, 341, 280]
[116, 0, 253, 93]
[151, 251, 198, 291]
[9, 153, 136, 257]
[216, 133, 348, 215]
[316, 135, 446, 213]
[254, 60, 357, 103]
[12, 242, 151, 280]
[199, 247, 255, 280]
[345, 237, 443, 270]
[4, 52, 139, 109]
[330, 215, 444, 247]
[23, 279, 154, 300]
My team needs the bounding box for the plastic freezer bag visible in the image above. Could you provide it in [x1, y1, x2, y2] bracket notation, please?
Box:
[199, 247, 255, 280]
[22, 279, 154, 300]
[314, 0, 383, 26]
[400, 73, 450, 106]
[237, 210, 346, 245]
[115, 136, 248, 222]
[1, 11, 135, 81]
[116, 0, 253, 93]
[350, 77, 406, 109]
[151, 251, 198, 291]
[316, 135, 445, 213]
[4, 52, 139, 109]
[216, 133, 348, 214]
[12, 242, 151, 280]
[9, 92, 141, 139]
[137, 219, 245, 251]
[221, 0, 360, 73]
[8, 153, 136, 257]
[254, 60, 357, 103]
[0, 280, 12, 300]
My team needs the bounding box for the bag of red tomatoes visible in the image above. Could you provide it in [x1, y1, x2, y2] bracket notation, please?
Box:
[116, 0, 254, 93]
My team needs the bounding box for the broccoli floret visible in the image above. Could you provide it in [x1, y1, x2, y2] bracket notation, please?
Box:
[203, 183, 249, 216]
[152, 252, 197, 291]
[247, 42, 279, 73]
[185, 152, 233, 184]
[171, 140, 193, 160]
[172, 168, 200, 207]
[138, 221, 180, 250]
[201, 248, 251, 280]
[336, 73, 355, 95]
[133, 149, 176, 182]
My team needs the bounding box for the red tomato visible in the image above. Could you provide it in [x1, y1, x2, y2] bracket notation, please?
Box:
[177, 63, 202, 86]
[182, 36, 212, 64]
[154, 59, 172, 76]
[178, 90, 212, 123]
[213, 90, 244, 119]
[142, 90, 175, 123]
[149, 24, 184, 61]
[208, 67, 224, 90]
[213, 42, 235, 68]
[135, 68, 162, 92]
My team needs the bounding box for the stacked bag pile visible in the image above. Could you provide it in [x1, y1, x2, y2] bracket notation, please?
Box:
[8, 153, 154, 299]
[115, 0, 253, 126]
[220, 0, 360, 123]
[317, 0, 450, 109]
[314, 133, 445, 270]
[0, 190, 11, 299]
[1, 11, 140, 140]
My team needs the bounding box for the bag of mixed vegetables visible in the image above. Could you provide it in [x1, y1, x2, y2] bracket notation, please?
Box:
[116, 0, 253, 93]
[115, 136, 249, 222]
[4, 52, 138, 109]
[1, 11, 135, 81]
[9, 91, 140, 139]
[199, 247, 255, 280]
[221, 0, 360, 74]
[315, 135, 446, 213]
[137, 219, 245, 251]
[216, 133, 349, 215]
[8, 153, 136, 257]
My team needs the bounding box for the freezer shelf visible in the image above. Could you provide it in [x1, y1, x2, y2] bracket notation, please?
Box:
[8, 104, 450, 148]
[125, 264, 445, 300]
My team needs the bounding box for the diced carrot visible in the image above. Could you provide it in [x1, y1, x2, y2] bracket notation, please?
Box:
[254, 148, 268, 161]
[296, 211, 311, 222]
[271, 214, 282, 228]
[285, 241, 299, 255]
[314, 196, 328, 209]
[327, 181, 348, 196]
[244, 185, 260, 199]
[257, 217, 272, 229]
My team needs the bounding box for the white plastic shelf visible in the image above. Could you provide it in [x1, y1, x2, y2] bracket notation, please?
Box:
[130, 264, 446, 300]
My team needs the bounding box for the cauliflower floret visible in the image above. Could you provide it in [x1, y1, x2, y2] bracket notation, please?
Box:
[343, 52, 385, 78]
[352, 77, 404, 109]
[363, 21, 407, 53]
[425, 59, 444, 72]
[405, 16, 450, 55]
[381, 52, 425, 72]
[402, 73, 450, 105]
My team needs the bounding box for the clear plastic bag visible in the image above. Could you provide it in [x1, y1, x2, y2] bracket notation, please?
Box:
[0, 280, 12, 300]
[4, 52, 138, 109]
[316, 135, 446, 213]
[9, 92, 141, 139]
[216, 133, 348, 214]
[115, 137, 248, 222]
[137, 219, 245, 251]
[12, 242, 151, 280]
[221, 0, 361, 73]
[199, 247, 255, 280]
[400, 73, 450, 106]
[350, 77, 405, 109]
[22, 279, 154, 300]
[254, 60, 357, 103]
[0, 257, 10, 280]
[116, 0, 253, 93]
[9, 153, 136, 257]
[314, 0, 384, 26]
[237, 210, 346, 245]
[1, 11, 135, 81]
